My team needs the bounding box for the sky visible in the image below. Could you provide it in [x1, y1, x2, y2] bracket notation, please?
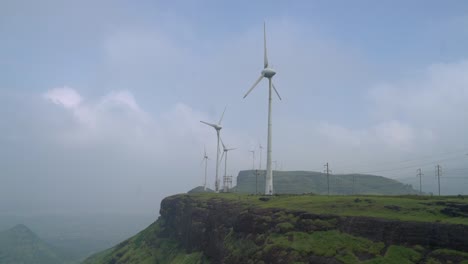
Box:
[2, 0, 468, 217]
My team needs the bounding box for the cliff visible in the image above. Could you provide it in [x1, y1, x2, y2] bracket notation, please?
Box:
[85, 194, 468, 264]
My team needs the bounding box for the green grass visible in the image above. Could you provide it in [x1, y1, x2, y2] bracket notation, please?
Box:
[187, 193, 468, 225]
[365, 246, 421, 264]
[268, 230, 384, 260]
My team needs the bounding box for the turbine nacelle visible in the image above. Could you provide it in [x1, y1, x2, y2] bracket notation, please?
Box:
[262, 68, 276, 79]
[200, 121, 222, 131]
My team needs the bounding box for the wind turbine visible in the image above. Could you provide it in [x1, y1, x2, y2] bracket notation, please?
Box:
[220, 137, 236, 192]
[201, 146, 209, 191]
[200, 107, 226, 192]
[243, 22, 282, 195]
[249, 150, 255, 170]
[259, 143, 263, 170]
[273, 160, 278, 171]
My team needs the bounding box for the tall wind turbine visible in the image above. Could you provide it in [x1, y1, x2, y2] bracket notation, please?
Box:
[200, 107, 226, 192]
[201, 146, 209, 191]
[243, 22, 282, 195]
[220, 137, 236, 192]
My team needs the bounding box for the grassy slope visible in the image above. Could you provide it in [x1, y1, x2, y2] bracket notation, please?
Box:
[83, 221, 206, 264]
[0, 224, 73, 264]
[191, 193, 468, 225]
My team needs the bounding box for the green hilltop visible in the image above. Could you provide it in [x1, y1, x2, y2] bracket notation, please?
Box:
[235, 170, 418, 195]
[0, 224, 75, 264]
[84, 193, 468, 264]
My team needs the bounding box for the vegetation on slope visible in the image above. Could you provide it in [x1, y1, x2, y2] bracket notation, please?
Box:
[236, 170, 418, 195]
[83, 220, 207, 264]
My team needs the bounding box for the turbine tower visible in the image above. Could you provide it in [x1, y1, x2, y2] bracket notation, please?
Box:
[200, 107, 226, 192]
[201, 146, 209, 191]
[243, 22, 282, 195]
[220, 137, 236, 192]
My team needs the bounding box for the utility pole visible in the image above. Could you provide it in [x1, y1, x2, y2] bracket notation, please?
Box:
[435, 165, 442, 196]
[259, 144, 263, 170]
[324, 162, 331, 196]
[352, 175, 355, 195]
[417, 168, 423, 195]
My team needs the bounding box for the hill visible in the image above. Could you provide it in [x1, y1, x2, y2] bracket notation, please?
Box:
[188, 186, 215, 193]
[85, 193, 468, 264]
[0, 224, 74, 264]
[235, 170, 419, 195]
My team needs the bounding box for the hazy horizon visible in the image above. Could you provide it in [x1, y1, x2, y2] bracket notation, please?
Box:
[2, 0, 468, 219]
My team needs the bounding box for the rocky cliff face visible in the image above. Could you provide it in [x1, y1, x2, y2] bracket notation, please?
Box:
[159, 194, 468, 263]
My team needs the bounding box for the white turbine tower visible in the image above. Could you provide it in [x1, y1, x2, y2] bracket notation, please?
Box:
[243, 22, 282, 195]
[220, 137, 236, 192]
[201, 146, 209, 191]
[200, 107, 226, 192]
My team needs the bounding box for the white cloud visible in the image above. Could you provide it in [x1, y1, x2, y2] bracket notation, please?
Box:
[44, 86, 82, 109]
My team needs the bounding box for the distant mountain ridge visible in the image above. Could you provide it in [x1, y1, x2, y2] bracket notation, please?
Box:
[235, 170, 419, 195]
[0, 224, 73, 264]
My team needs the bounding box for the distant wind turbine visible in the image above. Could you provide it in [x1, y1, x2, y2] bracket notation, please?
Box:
[249, 150, 255, 170]
[259, 143, 263, 170]
[220, 137, 236, 192]
[201, 146, 209, 191]
[200, 107, 226, 192]
[243, 22, 282, 195]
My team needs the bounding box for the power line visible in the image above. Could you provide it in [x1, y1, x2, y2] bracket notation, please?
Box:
[332, 148, 468, 173]
[349, 156, 465, 175]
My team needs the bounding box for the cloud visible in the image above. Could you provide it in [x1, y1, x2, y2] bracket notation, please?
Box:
[44, 86, 82, 109]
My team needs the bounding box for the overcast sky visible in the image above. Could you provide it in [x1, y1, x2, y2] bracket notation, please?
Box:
[2, 0, 468, 215]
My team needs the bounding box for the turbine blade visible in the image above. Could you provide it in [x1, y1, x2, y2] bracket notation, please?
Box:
[243, 75, 263, 98]
[218, 106, 226, 125]
[220, 151, 225, 162]
[200, 121, 217, 128]
[264, 22, 268, 68]
[219, 136, 226, 150]
[272, 82, 282, 100]
[228, 148, 237, 151]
